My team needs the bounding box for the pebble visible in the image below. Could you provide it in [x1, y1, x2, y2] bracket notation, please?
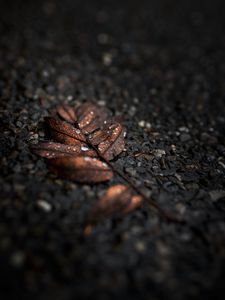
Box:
[98, 33, 109, 44]
[209, 190, 225, 202]
[156, 241, 170, 256]
[125, 167, 137, 176]
[145, 122, 151, 129]
[135, 241, 146, 253]
[171, 144, 176, 152]
[97, 100, 106, 106]
[37, 200, 52, 212]
[14, 184, 25, 193]
[128, 106, 137, 116]
[42, 70, 49, 77]
[102, 52, 112, 66]
[10, 251, 25, 267]
[67, 95, 73, 101]
[153, 149, 166, 158]
[186, 183, 199, 190]
[175, 203, 186, 214]
[133, 97, 139, 104]
[138, 120, 145, 128]
[179, 126, 189, 133]
[218, 161, 225, 169]
[180, 133, 191, 142]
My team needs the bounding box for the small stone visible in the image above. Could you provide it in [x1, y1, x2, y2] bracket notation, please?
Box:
[10, 251, 25, 267]
[97, 100, 106, 106]
[180, 133, 191, 142]
[102, 52, 112, 66]
[179, 126, 189, 132]
[29, 133, 39, 141]
[14, 184, 25, 193]
[135, 241, 146, 253]
[16, 121, 23, 127]
[98, 33, 109, 44]
[175, 203, 186, 214]
[186, 183, 199, 190]
[150, 88, 157, 95]
[156, 241, 170, 256]
[129, 106, 137, 116]
[138, 120, 145, 128]
[133, 97, 139, 104]
[42, 70, 49, 77]
[67, 95, 73, 101]
[153, 149, 166, 158]
[145, 122, 151, 129]
[218, 161, 225, 169]
[37, 200, 52, 212]
[171, 144, 176, 152]
[125, 167, 137, 176]
[209, 190, 225, 202]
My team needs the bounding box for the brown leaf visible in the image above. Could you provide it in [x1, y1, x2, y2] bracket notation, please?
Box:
[93, 123, 126, 160]
[88, 126, 110, 145]
[54, 104, 77, 123]
[84, 184, 142, 235]
[48, 156, 113, 183]
[76, 101, 108, 134]
[30, 142, 97, 159]
[45, 117, 86, 144]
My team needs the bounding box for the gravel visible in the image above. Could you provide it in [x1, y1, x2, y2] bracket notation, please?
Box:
[0, 0, 225, 300]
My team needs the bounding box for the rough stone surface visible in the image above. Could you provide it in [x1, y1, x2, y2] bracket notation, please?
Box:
[0, 1, 225, 300]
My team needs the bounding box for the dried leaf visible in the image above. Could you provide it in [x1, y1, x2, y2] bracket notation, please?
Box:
[76, 101, 108, 134]
[54, 104, 77, 123]
[48, 156, 113, 183]
[45, 117, 86, 144]
[30, 142, 97, 159]
[84, 184, 142, 235]
[94, 123, 126, 160]
[30, 100, 176, 229]
[88, 127, 110, 145]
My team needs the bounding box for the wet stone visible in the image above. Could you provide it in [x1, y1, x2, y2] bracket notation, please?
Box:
[180, 133, 191, 142]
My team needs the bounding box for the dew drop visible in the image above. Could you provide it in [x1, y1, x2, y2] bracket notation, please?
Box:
[81, 146, 89, 151]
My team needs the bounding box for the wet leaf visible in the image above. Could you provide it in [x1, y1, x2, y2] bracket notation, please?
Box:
[54, 104, 77, 123]
[30, 142, 97, 159]
[88, 126, 110, 145]
[30, 100, 176, 229]
[94, 123, 126, 160]
[84, 184, 143, 235]
[76, 101, 108, 134]
[48, 156, 113, 183]
[45, 117, 86, 144]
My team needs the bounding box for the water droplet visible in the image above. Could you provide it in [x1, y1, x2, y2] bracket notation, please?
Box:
[81, 146, 89, 151]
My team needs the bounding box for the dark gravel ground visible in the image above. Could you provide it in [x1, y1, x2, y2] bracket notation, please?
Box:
[0, 0, 225, 299]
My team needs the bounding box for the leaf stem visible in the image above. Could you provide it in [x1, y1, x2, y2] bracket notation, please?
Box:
[85, 136, 185, 224]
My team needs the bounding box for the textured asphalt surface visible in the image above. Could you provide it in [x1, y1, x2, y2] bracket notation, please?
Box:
[0, 0, 225, 299]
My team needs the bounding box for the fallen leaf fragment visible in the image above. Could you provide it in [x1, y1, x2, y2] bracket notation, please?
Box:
[88, 127, 110, 145]
[30, 142, 97, 159]
[54, 104, 77, 123]
[84, 184, 142, 235]
[96, 123, 126, 160]
[48, 156, 113, 183]
[76, 101, 108, 134]
[45, 117, 86, 144]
